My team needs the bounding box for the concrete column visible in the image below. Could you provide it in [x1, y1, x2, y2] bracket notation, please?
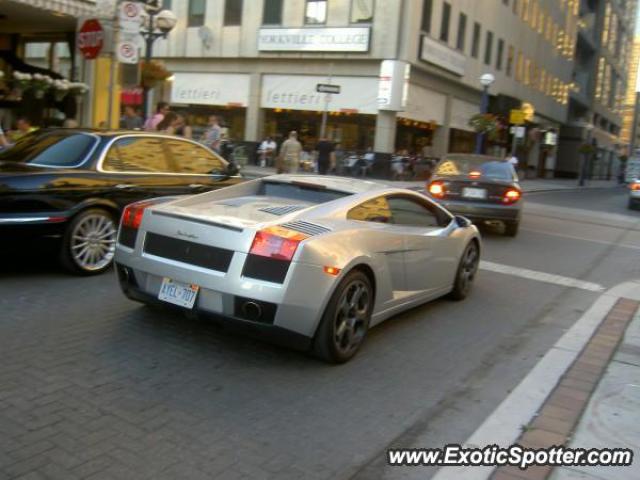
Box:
[374, 110, 397, 153]
[244, 72, 262, 141]
[432, 94, 452, 157]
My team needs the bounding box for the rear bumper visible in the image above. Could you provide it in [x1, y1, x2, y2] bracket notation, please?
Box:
[115, 262, 314, 350]
[439, 200, 522, 223]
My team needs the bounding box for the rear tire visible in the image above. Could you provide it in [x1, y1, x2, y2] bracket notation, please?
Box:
[59, 208, 117, 275]
[629, 199, 639, 210]
[313, 270, 373, 364]
[449, 241, 480, 301]
[504, 221, 520, 237]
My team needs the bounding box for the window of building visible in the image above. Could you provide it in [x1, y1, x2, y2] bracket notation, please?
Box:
[440, 2, 451, 42]
[224, 0, 243, 25]
[503, 0, 509, 5]
[506, 45, 514, 76]
[456, 13, 467, 51]
[162, 0, 172, 9]
[351, 0, 374, 23]
[263, 0, 283, 24]
[188, 0, 206, 27]
[513, 0, 518, 15]
[530, 0, 537, 29]
[515, 51, 523, 82]
[521, 0, 529, 21]
[484, 31, 493, 65]
[305, 0, 327, 24]
[496, 38, 504, 70]
[471, 22, 481, 58]
[421, 0, 433, 33]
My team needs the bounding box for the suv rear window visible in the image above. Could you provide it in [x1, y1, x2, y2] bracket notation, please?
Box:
[260, 181, 349, 204]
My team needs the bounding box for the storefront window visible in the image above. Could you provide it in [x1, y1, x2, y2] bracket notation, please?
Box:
[351, 0, 374, 23]
[305, 0, 327, 24]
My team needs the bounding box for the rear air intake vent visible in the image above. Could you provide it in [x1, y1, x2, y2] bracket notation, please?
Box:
[280, 220, 331, 236]
[259, 205, 308, 216]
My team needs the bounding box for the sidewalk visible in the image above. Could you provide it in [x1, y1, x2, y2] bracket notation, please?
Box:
[239, 165, 620, 193]
[433, 280, 640, 480]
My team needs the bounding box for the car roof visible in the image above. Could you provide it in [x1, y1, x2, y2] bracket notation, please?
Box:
[27, 128, 179, 139]
[442, 153, 504, 162]
[264, 174, 386, 194]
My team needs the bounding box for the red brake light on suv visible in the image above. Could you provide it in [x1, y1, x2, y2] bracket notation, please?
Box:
[428, 181, 446, 199]
[249, 226, 309, 262]
[502, 188, 522, 204]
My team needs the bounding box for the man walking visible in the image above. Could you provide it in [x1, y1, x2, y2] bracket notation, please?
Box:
[315, 137, 335, 175]
[278, 131, 302, 174]
[202, 115, 222, 153]
[143, 102, 169, 131]
[120, 106, 143, 130]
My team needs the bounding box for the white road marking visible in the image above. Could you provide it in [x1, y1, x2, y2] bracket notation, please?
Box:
[521, 227, 640, 251]
[480, 260, 606, 292]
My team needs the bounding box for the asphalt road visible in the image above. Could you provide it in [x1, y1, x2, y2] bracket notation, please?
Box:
[1, 187, 639, 480]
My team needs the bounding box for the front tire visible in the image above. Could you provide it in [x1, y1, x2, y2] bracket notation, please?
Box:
[313, 270, 373, 364]
[60, 208, 117, 275]
[449, 241, 480, 301]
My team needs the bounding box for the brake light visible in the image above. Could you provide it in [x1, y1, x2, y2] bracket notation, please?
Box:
[630, 183, 640, 191]
[249, 226, 309, 261]
[429, 181, 445, 198]
[121, 200, 157, 229]
[503, 189, 521, 204]
[469, 170, 482, 178]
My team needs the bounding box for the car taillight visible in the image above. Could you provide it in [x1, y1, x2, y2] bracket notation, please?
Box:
[121, 200, 158, 229]
[249, 226, 309, 262]
[429, 181, 445, 198]
[630, 183, 640, 191]
[469, 170, 482, 178]
[503, 188, 521, 204]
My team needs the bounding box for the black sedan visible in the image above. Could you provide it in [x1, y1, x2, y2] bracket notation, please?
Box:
[0, 129, 242, 274]
[427, 154, 523, 236]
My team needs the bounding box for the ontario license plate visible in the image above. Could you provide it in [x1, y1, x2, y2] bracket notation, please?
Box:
[158, 277, 199, 309]
[462, 187, 487, 199]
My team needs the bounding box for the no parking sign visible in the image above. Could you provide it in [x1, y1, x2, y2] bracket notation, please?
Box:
[117, 40, 139, 64]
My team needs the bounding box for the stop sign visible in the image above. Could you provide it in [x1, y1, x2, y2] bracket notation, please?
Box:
[77, 19, 104, 60]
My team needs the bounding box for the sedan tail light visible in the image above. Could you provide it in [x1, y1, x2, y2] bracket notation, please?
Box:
[630, 183, 640, 191]
[249, 226, 309, 262]
[428, 181, 446, 199]
[502, 188, 522, 204]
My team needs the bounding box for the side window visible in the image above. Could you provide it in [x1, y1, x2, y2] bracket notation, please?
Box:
[387, 196, 441, 228]
[103, 137, 169, 172]
[166, 140, 226, 174]
[347, 196, 392, 223]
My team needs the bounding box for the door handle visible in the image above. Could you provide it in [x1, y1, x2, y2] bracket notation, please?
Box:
[115, 184, 137, 189]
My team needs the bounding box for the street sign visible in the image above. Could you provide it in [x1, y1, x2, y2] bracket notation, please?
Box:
[119, 1, 144, 33]
[316, 83, 341, 94]
[509, 109, 525, 125]
[117, 39, 139, 64]
[514, 126, 526, 138]
[77, 19, 104, 60]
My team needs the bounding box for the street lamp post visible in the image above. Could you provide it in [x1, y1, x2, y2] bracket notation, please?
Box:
[140, 6, 177, 120]
[475, 73, 495, 154]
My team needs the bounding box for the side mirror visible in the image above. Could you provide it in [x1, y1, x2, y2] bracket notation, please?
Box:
[455, 215, 472, 228]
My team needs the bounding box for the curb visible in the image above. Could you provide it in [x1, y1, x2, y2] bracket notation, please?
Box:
[431, 280, 640, 480]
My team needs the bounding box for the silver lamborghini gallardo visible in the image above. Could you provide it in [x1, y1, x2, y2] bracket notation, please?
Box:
[114, 175, 481, 363]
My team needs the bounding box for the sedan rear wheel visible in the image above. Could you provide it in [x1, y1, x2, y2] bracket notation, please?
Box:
[313, 270, 373, 364]
[60, 208, 117, 275]
[449, 241, 480, 301]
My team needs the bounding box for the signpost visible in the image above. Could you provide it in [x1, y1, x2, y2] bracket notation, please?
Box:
[509, 109, 525, 125]
[316, 84, 341, 94]
[77, 19, 104, 60]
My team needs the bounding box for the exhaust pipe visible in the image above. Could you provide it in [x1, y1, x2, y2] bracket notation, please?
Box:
[241, 301, 263, 321]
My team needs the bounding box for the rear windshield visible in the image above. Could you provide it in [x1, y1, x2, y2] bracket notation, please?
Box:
[436, 157, 516, 181]
[260, 181, 349, 204]
[0, 132, 97, 168]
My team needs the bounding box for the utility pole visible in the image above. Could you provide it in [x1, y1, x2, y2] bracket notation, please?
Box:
[319, 62, 334, 139]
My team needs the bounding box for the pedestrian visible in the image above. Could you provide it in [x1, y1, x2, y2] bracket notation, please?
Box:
[201, 115, 222, 153]
[120, 105, 143, 130]
[144, 101, 169, 131]
[8, 117, 37, 142]
[278, 131, 302, 174]
[259, 136, 277, 167]
[315, 137, 335, 175]
[156, 112, 177, 133]
[171, 114, 193, 139]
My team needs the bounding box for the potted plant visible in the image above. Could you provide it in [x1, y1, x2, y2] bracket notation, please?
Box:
[68, 82, 90, 96]
[468, 113, 504, 141]
[140, 60, 172, 89]
[52, 79, 70, 101]
[31, 73, 54, 99]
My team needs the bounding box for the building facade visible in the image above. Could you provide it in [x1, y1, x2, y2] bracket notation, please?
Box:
[621, 36, 640, 153]
[150, 0, 584, 175]
[558, 0, 637, 179]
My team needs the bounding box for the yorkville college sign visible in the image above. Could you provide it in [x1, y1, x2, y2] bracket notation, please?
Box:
[258, 27, 370, 52]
